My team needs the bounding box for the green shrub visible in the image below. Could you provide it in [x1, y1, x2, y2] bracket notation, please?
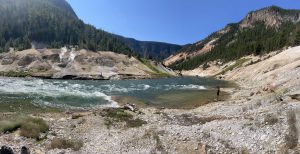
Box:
[0, 71, 30, 77]
[126, 118, 147, 128]
[20, 117, 49, 138]
[0, 116, 49, 139]
[216, 58, 251, 75]
[102, 108, 147, 128]
[0, 120, 21, 133]
[50, 138, 83, 151]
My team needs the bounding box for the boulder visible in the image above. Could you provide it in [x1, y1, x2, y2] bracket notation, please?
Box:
[17, 55, 37, 66]
[21, 146, 30, 154]
[289, 94, 300, 101]
[42, 54, 60, 63]
[123, 103, 137, 112]
[1, 56, 15, 65]
[0, 146, 14, 154]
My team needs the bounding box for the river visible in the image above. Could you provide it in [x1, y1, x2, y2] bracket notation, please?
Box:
[0, 77, 234, 110]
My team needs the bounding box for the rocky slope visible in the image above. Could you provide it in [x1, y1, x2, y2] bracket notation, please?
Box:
[0, 48, 176, 80]
[164, 6, 300, 70]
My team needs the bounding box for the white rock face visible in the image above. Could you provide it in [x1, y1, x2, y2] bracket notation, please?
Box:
[0, 48, 175, 79]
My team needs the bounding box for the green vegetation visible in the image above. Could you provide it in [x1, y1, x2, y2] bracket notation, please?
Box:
[0, 100, 60, 113]
[0, 71, 30, 77]
[263, 114, 278, 125]
[126, 118, 148, 128]
[115, 36, 182, 61]
[141, 59, 160, 73]
[0, 116, 49, 139]
[0, 0, 134, 56]
[49, 138, 83, 151]
[217, 58, 251, 75]
[0, 120, 21, 133]
[143, 130, 166, 153]
[101, 108, 147, 129]
[286, 111, 298, 149]
[20, 117, 49, 138]
[171, 7, 300, 70]
[140, 59, 172, 78]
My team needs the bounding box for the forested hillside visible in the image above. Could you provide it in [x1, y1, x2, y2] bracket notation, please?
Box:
[169, 6, 300, 70]
[115, 35, 182, 61]
[0, 0, 134, 55]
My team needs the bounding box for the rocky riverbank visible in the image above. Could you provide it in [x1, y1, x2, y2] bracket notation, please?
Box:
[0, 48, 177, 80]
[0, 46, 300, 153]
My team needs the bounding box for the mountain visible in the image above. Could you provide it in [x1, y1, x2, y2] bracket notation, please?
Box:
[0, 0, 134, 55]
[115, 35, 182, 61]
[0, 0, 182, 60]
[165, 6, 300, 70]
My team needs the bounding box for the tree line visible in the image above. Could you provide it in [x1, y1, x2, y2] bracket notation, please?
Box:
[0, 0, 135, 56]
[171, 21, 300, 70]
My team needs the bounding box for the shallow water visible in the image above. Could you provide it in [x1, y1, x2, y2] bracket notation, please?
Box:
[0, 77, 234, 110]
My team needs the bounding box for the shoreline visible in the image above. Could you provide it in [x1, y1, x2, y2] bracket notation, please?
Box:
[0, 46, 299, 153]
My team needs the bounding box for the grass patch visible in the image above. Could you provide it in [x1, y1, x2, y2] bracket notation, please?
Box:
[263, 114, 278, 125]
[126, 118, 147, 128]
[285, 111, 298, 149]
[140, 59, 172, 78]
[141, 59, 160, 73]
[0, 116, 49, 139]
[49, 138, 83, 151]
[217, 58, 251, 75]
[153, 133, 164, 152]
[20, 117, 49, 139]
[174, 114, 228, 126]
[0, 120, 21, 133]
[143, 130, 166, 153]
[0, 71, 30, 77]
[0, 100, 61, 113]
[101, 108, 147, 129]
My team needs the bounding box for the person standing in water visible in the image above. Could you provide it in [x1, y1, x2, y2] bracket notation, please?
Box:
[217, 86, 220, 101]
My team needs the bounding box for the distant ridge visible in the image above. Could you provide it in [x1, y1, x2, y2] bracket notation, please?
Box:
[165, 6, 300, 70]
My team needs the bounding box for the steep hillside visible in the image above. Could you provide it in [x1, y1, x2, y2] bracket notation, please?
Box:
[115, 35, 182, 61]
[0, 0, 133, 55]
[165, 6, 300, 70]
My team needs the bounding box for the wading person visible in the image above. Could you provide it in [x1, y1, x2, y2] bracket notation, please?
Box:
[217, 86, 220, 101]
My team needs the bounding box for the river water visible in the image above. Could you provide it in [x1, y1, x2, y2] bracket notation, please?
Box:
[0, 77, 234, 110]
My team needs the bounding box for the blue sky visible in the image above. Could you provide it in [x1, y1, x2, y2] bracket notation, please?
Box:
[67, 0, 300, 45]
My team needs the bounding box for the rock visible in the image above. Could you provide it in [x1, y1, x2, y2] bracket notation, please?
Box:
[71, 112, 91, 119]
[21, 146, 30, 154]
[262, 84, 275, 93]
[17, 55, 36, 66]
[1, 56, 15, 65]
[123, 103, 137, 112]
[250, 92, 255, 96]
[0, 146, 14, 154]
[199, 144, 206, 154]
[0, 48, 175, 79]
[260, 134, 267, 141]
[289, 94, 300, 101]
[42, 54, 60, 63]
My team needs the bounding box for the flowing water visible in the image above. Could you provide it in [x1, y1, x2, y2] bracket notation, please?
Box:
[0, 77, 235, 110]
